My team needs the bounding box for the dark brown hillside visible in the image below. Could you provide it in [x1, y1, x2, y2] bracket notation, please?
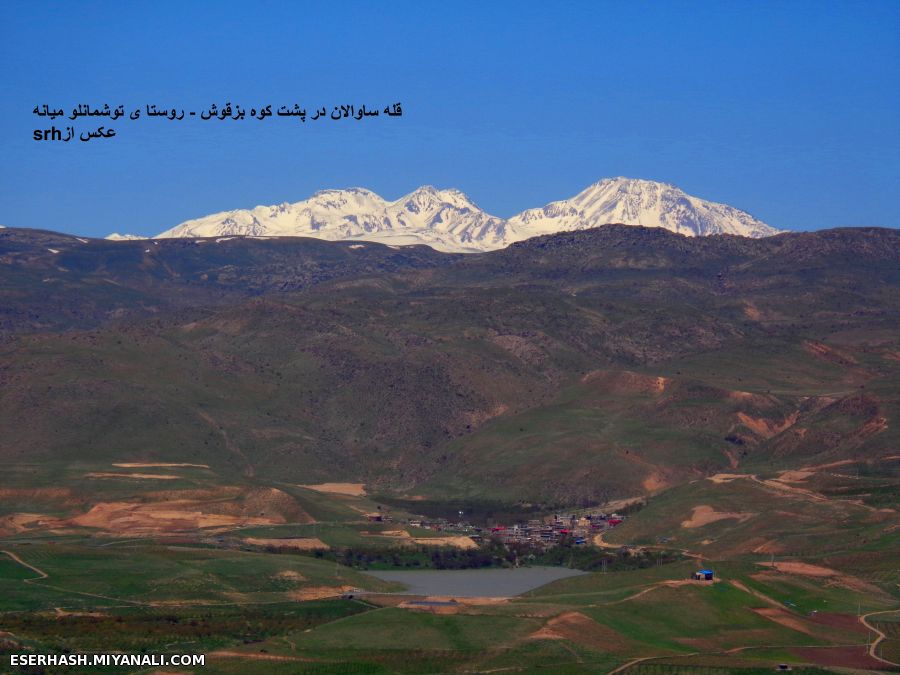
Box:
[0, 228, 454, 337]
[0, 225, 897, 501]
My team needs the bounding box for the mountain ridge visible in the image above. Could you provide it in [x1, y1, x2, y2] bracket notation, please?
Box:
[150, 177, 781, 251]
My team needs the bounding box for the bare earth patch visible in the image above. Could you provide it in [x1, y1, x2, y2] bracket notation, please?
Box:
[1, 512, 67, 534]
[723, 448, 740, 469]
[807, 612, 868, 634]
[464, 403, 509, 427]
[737, 411, 799, 438]
[210, 651, 309, 662]
[802, 340, 858, 365]
[288, 585, 355, 601]
[361, 530, 411, 538]
[601, 497, 645, 512]
[452, 596, 508, 605]
[299, 482, 366, 496]
[756, 561, 837, 577]
[397, 600, 460, 614]
[398, 596, 509, 614]
[681, 505, 755, 528]
[592, 532, 620, 549]
[642, 474, 668, 492]
[755, 561, 880, 593]
[85, 472, 179, 480]
[581, 370, 669, 394]
[776, 469, 815, 482]
[789, 645, 886, 670]
[529, 611, 630, 651]
[113, 463, 209, 468]
[364, 594, 418, 607]
[244, 537, 327, 550]
[742, 303, 762, 321]
[274, 570, 307, 581]
[707, 473, 748, 483]
[752, 607, 816, 636]
[69, 501, 282, 534]
[750, 539, 786, 555]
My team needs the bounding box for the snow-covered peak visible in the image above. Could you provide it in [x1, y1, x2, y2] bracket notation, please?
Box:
[106, 232, 145, 241]
[156, 186, 514, 251]
[509, 177, 780, 239]
[394, 186, 445, 214]
[154, 179, 780, 252]
[304, 187, 387, 209]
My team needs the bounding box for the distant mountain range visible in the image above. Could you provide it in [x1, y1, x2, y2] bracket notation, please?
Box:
[130, 178, 781, 252]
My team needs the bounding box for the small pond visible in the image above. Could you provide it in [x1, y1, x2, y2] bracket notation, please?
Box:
[363, 566, 586, 597]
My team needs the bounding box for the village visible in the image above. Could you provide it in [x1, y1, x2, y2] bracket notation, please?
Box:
[369, 510, 628, 550]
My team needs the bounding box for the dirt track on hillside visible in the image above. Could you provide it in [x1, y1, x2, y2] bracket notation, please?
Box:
[2, 549, 48, 579]
[85, 472, 180, 480]
[530, 611, 630, 651]
[754, 561, 881, 593]
[681, 505, 754, 528]
[113, 462, 209, 468]
[244, 537, 327, 550]
[299, 482, 366, 496]
[860, 609, 900, 666]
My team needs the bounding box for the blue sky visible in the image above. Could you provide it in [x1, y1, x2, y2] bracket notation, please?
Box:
[1, 0, 898, 237]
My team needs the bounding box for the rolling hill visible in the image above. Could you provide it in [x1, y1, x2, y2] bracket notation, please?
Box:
[1, 225, 897, 504]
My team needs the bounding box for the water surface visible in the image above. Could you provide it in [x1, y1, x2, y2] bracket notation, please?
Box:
[364, 566, 585, 597]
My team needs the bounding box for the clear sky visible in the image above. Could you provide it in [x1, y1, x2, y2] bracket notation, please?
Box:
[1, 0, 898, 237]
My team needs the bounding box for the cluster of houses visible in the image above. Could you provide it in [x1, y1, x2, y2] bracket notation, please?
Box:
[360, 509, 720, 580]
[479, 512, 625, 547]
[367, 511, 626, 549]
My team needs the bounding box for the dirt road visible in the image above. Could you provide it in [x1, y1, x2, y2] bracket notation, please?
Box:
[860, 609, 900, 666]
[2, 549, 48, 579]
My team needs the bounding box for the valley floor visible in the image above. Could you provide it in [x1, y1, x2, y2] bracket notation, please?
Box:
[1, 462, 897, 674]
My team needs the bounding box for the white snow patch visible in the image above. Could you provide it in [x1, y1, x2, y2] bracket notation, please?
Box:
[106, 233, 144, 241]
[153, 178, 781, 252]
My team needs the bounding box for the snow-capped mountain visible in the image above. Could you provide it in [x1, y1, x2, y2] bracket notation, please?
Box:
[154, 178, 780, 252]
[106, 233, 145, 241]
[156, 187, 513, 252]
[507, 178, 779, 240]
